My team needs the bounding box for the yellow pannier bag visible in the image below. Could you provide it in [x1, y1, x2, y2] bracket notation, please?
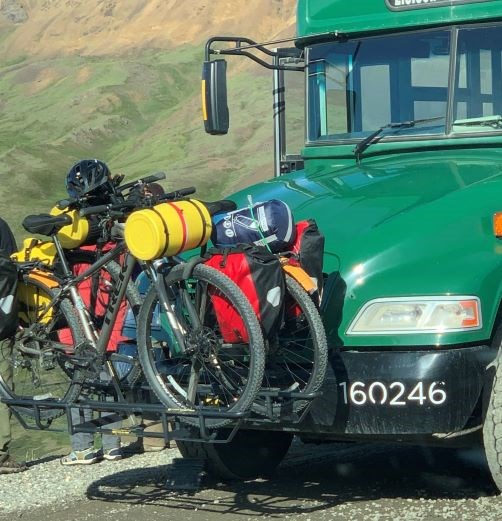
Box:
[11, 238, 57, 267]
[49, 206, 90, 249]
[124, 199, 212, 261]
[17, 269, 59, 325]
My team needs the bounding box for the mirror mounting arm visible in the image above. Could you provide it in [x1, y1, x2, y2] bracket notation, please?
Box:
[205, 36, 304, 72]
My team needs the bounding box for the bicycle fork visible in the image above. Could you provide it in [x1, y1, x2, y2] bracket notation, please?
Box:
[147, 262, 192, 356]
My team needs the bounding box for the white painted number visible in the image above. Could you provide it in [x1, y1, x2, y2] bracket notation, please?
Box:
[368, 381, 388, 404]
[338, 381, 447, 406]
[350, 381, 367, 405]
[407, 382, 426, 405]
[428, 382, 447, 405]
[389, 382, 406, 406]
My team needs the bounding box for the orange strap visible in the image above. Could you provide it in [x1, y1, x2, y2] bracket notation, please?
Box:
[281, 263, 316, 294]
[26, 269, 60, 289]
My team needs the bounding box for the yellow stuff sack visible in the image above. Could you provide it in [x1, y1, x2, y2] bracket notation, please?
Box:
[11, 238, 57, 267]
[124, 199, 212, 261]
[49, 206, 90, 249]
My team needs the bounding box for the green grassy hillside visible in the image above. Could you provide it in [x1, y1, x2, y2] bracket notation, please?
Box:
[0, 46, 275, 243]
[0, 1, 294, 461]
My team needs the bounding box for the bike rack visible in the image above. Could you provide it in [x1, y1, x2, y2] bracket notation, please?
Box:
[2, 395, 247, 443]
[248, 388, 322, 424]
[1, 386, 321, 444]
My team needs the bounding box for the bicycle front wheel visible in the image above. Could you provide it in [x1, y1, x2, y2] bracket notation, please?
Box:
[0, 273, 85, 421]
[137, 263, 266, 429]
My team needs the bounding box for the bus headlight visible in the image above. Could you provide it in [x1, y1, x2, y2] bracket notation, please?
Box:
[346, 296, 481, 335]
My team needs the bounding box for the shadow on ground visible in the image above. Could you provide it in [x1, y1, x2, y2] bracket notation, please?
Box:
[85, 442, 497, 517]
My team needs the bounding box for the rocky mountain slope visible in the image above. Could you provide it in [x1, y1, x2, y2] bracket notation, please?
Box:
[0, 0, 295, 57]
[0, 0, 296, 237]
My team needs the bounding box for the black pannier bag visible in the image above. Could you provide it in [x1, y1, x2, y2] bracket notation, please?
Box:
[211, 199, 296, 253]
[290, 219, 325, 301]
[204, 245, 285, 342]
[0, 253, 18, 340]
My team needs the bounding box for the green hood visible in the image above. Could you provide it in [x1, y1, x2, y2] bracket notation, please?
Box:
[237, 148, 502, 346]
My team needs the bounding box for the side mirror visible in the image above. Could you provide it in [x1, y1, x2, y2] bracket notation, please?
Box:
[202, 59, 229, 135]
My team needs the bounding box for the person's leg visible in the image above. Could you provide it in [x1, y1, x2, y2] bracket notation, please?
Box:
[99, 369, 122, 460]
[101, 404, 121, 452]
[0, 341, 27, 473]
[143, 419, 171, 452]
[0, 342, 12, 462]
[0, 400, 10, 461]
[69, 407, 94, 452]
[60, 407, 99, 465]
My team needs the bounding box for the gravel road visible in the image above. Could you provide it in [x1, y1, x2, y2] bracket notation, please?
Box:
[1, 439, 502, 521]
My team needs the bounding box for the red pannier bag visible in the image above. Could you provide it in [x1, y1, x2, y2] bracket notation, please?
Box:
[204, 245, 285, 343]
[58, 244, 129, 352]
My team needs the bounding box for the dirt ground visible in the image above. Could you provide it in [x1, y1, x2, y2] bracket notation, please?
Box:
[3, 440, 502, 521]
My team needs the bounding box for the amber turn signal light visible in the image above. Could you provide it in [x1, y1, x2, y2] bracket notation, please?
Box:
[494, 212, 502, 237]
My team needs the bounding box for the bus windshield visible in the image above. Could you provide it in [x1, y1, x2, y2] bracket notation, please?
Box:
[307, 23, 502, 143]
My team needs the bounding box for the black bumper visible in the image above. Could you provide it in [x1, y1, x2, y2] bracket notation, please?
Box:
[302, 345, 495, 435]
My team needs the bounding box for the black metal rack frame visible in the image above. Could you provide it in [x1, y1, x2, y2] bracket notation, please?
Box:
[2, 387, 320, 444]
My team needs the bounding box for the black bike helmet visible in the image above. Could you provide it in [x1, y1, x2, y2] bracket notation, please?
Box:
[66, 159, 113, 198]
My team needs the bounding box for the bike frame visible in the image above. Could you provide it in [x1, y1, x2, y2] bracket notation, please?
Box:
[35, 236, 193, 363]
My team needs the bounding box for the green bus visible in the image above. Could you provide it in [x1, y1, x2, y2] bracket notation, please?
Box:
[190, 0, 502, 489]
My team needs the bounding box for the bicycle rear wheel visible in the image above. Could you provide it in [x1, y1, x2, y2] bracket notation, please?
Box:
[256, 273, 328, 416]
[0, 272, 85, 421]
[137, 263, 266, 429]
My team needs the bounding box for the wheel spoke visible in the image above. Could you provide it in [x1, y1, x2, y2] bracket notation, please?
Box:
[137, 263, 266, 428]
[186, 358, 201, 404]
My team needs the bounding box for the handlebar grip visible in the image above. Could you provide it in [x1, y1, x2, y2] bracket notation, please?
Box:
[141, 171, 166, 184]
[79, 204, 110, 217]
[159, 186, 196, 202]
[178, 186, 196, 197]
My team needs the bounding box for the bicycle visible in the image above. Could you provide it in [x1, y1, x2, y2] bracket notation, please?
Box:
[0, 260, 86, 422]
[206, 206, 329, 417]
[0, 179, 267, 429]
[0, 224, 143, 422]
[0, 174, 164, 422]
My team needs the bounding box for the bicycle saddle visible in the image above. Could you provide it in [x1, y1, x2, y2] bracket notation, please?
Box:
[22, 213, 72, 237]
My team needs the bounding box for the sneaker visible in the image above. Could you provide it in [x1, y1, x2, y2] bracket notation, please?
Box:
[60, 448, 100, 466]
[0, 456, 28, 474]
[102, 448, 122, 461]
[121, 439, 144, 455]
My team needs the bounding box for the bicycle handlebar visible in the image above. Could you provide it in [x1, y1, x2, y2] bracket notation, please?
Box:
[59, 180, 233, 224]
[77, 186, 197, 217]
[116, 171, 167, 194]
[157, 186, 196, 201]
[78, 202, 136, 217]
[55, 172, 168, 210]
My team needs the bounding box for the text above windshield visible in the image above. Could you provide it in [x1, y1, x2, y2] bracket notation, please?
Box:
[386, 0, 492, 11]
